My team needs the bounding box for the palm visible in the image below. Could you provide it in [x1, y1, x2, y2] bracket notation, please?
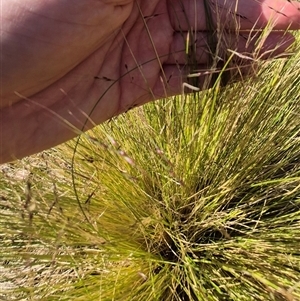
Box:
[42, 0, 298, 121]
[45, 1, 177, 123]
[60, 1, 176, 123]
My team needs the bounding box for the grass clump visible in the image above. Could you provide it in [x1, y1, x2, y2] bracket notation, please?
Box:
[1, 39, 300, 301]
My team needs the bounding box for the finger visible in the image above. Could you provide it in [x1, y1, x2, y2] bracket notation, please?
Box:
[134, 62, 255, 106]
[225, 0, 300, 30]
[164, 31, 295, 65]
[168, 0, 300, 31]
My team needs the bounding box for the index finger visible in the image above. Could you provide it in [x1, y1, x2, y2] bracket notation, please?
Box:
[169, 0, 300, 31]
[235, 0, 300, 30]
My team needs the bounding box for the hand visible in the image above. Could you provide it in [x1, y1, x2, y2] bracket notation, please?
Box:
[1, 0, 300, 163]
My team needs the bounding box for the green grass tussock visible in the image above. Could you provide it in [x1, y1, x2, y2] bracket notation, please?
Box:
[1, 37, 300, 301]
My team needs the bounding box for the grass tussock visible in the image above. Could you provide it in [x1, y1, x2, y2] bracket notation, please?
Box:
[1, 4, 300, 298]
[1, 47, 299, 300]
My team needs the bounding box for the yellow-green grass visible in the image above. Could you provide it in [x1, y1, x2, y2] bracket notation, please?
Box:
[1, 35, 300, 301]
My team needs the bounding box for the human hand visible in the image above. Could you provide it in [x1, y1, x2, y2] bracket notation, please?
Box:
[1, 0, 300, 163]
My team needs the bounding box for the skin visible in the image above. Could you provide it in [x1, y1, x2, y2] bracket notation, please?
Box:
[0, 0, 300, 163]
